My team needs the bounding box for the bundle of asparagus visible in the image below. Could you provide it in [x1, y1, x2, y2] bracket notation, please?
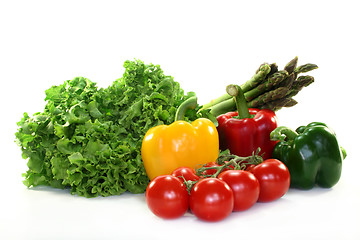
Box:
[201, 56, 318, 116]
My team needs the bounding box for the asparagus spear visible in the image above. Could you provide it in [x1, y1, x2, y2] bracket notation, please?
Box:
[200, 57, 317, 116]
[294, 63, 318, 75]
[240, 63, 271, 92]
[277, 72, 296, 89]
[258, 98, 298, 112]
[286, 75, 314, 98]
[256, 63, 278, 76]
[257, 75, 314, 111]
[200, 93, 232, 111]
[276, 56, 298, 89]
[284, 56, 298, 74]
[268, 63, 279, 76]
[247, 87, 289, 108]
[244, 70, 288, 101]
[208, 89, 299, 115]
[207, 98, 236, 117]
[207, 75, 313, 116]
[200, 63, 272, 110]
[283, 98, 298, 107]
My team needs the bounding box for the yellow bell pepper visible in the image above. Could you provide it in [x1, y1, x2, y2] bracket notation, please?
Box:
[141, 114, 219, 180]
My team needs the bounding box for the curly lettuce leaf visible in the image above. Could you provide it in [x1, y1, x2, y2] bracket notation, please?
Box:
[15, 60, 199, 197]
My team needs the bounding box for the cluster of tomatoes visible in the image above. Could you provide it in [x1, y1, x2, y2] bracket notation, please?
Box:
[145, 158, 290, 222]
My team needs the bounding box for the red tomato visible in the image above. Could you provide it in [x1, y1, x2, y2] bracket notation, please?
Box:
[145, 175, 189, 219]
[218, 170, 260, 211]
[249, 159, 290, 202]
[172, 167, 200, 183]
[245, 164, 256, 172]
[189, 178, 234, 222]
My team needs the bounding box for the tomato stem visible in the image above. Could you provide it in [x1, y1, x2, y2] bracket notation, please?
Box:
[181, 149, 263, 194]
[195, 148, 263, 178]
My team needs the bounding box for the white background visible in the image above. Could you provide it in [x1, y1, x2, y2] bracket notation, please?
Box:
[1, 0, 359, 239]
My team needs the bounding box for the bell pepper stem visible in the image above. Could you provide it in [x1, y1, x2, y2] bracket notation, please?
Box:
[341, 146, 347, 160]
[226, 84, 250, 119]
[270, 126, 299, 141]
[175, 96, 198, 121]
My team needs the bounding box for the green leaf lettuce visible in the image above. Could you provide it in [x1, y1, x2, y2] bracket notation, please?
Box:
[15, 60, 198, 197]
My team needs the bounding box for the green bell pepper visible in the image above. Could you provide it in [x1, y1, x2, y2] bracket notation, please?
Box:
[270, 122, 346, 190]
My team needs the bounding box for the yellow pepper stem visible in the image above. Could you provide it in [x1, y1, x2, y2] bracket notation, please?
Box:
[175, 96, 198, 121]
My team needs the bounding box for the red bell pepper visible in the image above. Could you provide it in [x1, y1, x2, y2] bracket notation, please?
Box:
[216, 85, 278, 160]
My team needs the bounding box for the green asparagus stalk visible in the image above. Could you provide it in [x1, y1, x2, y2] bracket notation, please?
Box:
[259, 98, 298, 112]
[244, 70, 288, 101]
[257, 74, 314, 111]
[206, 75, 312, 115]
[200, 57, 317, 116]
[247, 87, 289, 108]
[240, 63, 271, 92]
[200, 62, 272, 110]
[277, 72, 296, 89]
[286, 75, 314, 98]
[283, 98, 298, 107]
[255, 63, 267, 73]
[199, 93, 232, 111]
[294, 63, 318, 75]
[284, 56, 298, 74]
[256, 63, 278, 76]
[268, 63, 279, 76]
[207, 98, 236, 117]
[208, 92, 299, 116]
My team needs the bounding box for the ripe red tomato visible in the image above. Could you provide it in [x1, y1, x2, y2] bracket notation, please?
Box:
[249, 159, 290, 202]
[245, 164, 256, 172]
[172, 167, 200, 183]
[218, 170, 260, 211]
[145, 175, 189, 219]
[189, 178, 234, 222]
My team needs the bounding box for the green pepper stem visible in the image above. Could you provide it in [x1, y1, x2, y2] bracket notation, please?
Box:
[226, 84, 250, 119]
[175, 96, 198, 121]
[270, 126, 299, 141]
[341, 146, 347, 160]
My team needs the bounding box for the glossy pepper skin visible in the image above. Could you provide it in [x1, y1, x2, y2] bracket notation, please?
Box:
[271, 122, 345, 189]
[217, 108, 278, 160]
[141, 118, 219, 180]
